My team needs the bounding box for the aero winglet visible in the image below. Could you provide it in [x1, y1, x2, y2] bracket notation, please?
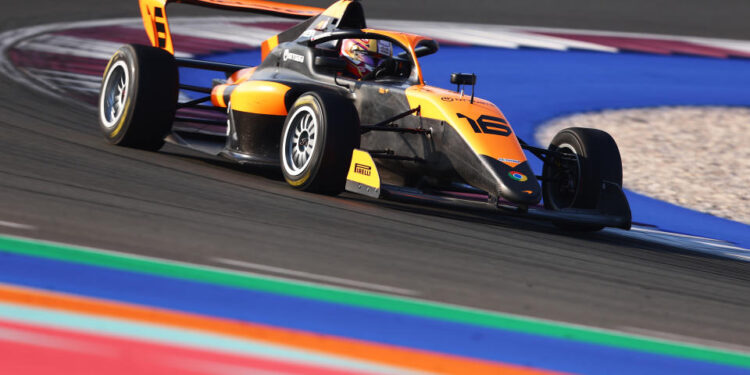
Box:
[345, 149, 381, 198]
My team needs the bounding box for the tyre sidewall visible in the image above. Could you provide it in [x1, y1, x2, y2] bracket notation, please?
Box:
[543, 128, 622, 211]
[99, 47, 139, 145]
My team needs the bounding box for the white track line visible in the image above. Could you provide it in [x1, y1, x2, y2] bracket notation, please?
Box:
[696, 241, 750, 252]
[0, 220, 36, 230]
[212, 257, 420, 296]
[631, 226, 750, 252]
[26, 69, 103, 93]
[684, 37, 750, 54]
[16, 34, 128, 60]
[606, 226, 750, 262]
[403, 25, 520, 49]
[630, 226, 719, 240]
[0, 233, 420, 298]
[503, 24, 750, 54]
[372, 20, 619, 52]
[16, 34, 191, 59]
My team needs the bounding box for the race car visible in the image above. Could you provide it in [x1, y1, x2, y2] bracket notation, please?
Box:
[98, 0, 631, 231]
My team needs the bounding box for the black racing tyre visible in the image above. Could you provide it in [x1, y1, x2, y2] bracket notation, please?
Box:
[98, 44, 178, 150]
[280, 92, 360, 195]
[542, 127, 623, 231]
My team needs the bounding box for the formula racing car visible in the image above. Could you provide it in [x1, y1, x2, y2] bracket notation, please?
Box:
[98, 0, 632, 231]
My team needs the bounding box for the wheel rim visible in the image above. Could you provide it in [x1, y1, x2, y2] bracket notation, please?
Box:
[282, 106, 318, 176]
[100, 60, 130, 129]
[549, 143, 581, 208]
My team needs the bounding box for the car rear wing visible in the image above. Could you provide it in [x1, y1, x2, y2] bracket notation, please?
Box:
[139, 0, 325, 54]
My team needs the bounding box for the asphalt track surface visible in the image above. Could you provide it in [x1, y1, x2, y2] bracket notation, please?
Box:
[1, 0, 750, 350]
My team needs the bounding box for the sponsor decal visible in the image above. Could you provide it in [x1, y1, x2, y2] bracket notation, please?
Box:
[377, 40, 392, 56]
[441, 96, 493, 107]
[301, 29, 316, 38]
[523, 190, 534, 195]
[508, 171, 528, 182]
[354, 163, 372, 176]
[283, 49, 305, 63]
[497, 157, 520, 164]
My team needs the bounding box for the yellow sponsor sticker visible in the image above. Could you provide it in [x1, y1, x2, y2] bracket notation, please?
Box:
[345, 149, 381, 198]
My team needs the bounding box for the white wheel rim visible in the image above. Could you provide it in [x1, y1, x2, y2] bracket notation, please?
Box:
[557, 143, 576, 154]
[99, 60, 129, 129]
[226, 101, 232, 136]
[557, 143, 580, 169]
[282, 106, 318, 176]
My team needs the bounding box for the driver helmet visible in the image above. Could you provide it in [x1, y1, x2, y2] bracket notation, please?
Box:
[340, 38, 393, 79]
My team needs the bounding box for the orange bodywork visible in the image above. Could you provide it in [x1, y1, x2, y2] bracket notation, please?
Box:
[226, 67, 257, 85]
[211, 67, 257, 107]
[405, 85, 527, 168]
[260, 35, 279, 61]
[228, 81, 291, 116]
[140, 0, 175, 53]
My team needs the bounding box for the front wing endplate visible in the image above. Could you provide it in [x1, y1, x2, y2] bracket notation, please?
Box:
[345, 149, 381, 198]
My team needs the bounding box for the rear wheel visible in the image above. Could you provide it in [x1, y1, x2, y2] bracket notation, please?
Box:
[542, 127, 623, 231]
[99, 44, 178, 150]
[280, 92, 360, 194]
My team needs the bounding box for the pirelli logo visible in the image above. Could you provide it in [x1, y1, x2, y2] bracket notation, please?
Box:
[354, 163, 371, 176]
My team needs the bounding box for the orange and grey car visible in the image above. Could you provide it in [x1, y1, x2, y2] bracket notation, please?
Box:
[99, 0, 632, 230]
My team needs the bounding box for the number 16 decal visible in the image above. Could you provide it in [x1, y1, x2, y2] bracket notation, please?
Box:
[457, 113, 512, 136]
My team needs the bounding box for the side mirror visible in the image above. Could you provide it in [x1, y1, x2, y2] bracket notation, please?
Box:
[450, 73, 477, 103]
[314, 56, 347, 71]
[450, 73, 476, 85]
[396, 39, 439, 59]
[414, 39, 440, 58]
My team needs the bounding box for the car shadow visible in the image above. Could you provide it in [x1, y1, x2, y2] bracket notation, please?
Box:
[160, 147, 749, 267]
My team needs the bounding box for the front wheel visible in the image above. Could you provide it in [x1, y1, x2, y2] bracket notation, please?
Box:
[280, 92, 360, 195]
[542, 127, 623, 231]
